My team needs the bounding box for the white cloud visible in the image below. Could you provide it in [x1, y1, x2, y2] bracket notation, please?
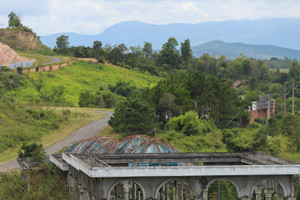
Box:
[0, 0, 300, 35]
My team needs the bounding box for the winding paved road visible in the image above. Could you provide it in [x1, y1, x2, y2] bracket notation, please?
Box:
[0, 111, 113, 172]
[42, 56, 63, 65]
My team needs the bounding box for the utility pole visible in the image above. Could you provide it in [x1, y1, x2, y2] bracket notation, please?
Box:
[282, 86, 290, 116]
[212, 120, 215, 150]
[292, 81, 297, 115]
[267, 94, 270, 120]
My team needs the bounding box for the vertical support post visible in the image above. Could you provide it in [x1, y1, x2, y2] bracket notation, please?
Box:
[138, 190, 141, 200]
[162, 185, 165, 200]
[283, 87, 287, 116]
[202, 188, 208, 200]
[267, 94, 270, 119]
[171, 184, 175, 200]
[166, 184, 169, 200]
[274, 194, 283, 200]
[133, 183, 137, 200]
[264, 188, 273, 200]
[292, 81, 296, 115]
[254, 186, 263, 200]
[123, 183, 130, 200]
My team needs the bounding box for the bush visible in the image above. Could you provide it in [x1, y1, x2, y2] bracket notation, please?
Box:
[165, 111, 212, 136]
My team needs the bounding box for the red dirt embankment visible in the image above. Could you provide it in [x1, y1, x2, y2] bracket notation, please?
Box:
[25, 58, 98, 72]
[0, 42, 35, 66]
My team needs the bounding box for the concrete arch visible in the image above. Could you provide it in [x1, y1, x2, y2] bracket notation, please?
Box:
[154, 178, 193, 199]
[250, 178, 287, 197]
[107, 178, 146, 200]
[206, 177, 241, 198]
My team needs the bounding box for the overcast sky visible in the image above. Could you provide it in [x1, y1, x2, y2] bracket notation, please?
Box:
[1, 0, 300, 36]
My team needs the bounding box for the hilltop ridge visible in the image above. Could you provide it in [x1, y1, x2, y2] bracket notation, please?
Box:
[0, 28, 50, 51]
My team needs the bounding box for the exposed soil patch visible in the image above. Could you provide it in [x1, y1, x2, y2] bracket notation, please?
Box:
[0, 42, 35, 66]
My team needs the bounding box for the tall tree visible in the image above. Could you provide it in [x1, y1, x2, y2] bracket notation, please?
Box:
[56, 35, 69, 49]
[108, 93, 156, 134]
[8, 11, 22, 28]
[158, 37, 181, 69]
[143, 42, 153, 59]
[289, 60, 300, 81]
[180, 39, 193, 65]
[93, 40, 105, 61]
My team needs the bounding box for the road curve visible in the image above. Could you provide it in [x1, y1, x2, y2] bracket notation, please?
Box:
[0, 111, 113, 172]
[42, 56, 63, 65]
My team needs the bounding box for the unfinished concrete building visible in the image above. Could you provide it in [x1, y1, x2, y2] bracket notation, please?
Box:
[48, 135, 300, 200]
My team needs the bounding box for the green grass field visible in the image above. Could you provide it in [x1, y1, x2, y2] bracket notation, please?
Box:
[17, 60, 162, 106]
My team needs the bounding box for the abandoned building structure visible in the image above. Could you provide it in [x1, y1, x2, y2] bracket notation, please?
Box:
[249, 94, 276, 123]
[46, 135, 300, 200]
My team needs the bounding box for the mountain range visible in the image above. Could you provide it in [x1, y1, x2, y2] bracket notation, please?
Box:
[40, 18, 300, 59]
[192, 40, 300, 60]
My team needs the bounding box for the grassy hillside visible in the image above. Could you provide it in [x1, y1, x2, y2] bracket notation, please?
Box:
[7, 60, 161, 106]
[0, 96, 106, 163]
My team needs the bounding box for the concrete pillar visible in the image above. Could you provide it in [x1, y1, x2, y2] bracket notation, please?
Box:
[202, 188, 208, 200]
[123, 183, 131, 200]
[264, 188, 273, 200]
[177, 183, 183, 200]
[133, 183, 137, 200]
[166, 184, 170, 200]
[274, 194, 283, 200]
[160, 185, 165, 200]
[254, 186, 263, 200]
[78, 185, 85, 200]
[171, 184, 175, 200]
[241, 198, 251, 200]
[83, 190, 90, 200]
[138, 190, 141, 200]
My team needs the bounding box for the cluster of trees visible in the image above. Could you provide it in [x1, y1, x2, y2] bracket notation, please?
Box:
[78, 90, 118, 108]
[108, 71, 243, 134]
[54, 35, 106, 62]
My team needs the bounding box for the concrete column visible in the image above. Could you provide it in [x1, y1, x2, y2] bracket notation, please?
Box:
[177, 183, 183, 200]
[171, 184, 175, 200]
[241, 198, 251, 200]
[83, 190, 90, 200]
[254, 186, 263, 200]
[274, 194, 283, 200]
[166, 185, 170, 200]
[264, 188, 273, 200]
[133, 183, 137, 200]
[138, 190, 141, 200]
[78, 185, 85, 200]
[123, 183, 131, 200]
[202, 188, 208, 200]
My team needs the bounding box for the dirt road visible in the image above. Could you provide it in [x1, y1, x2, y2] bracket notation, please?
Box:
[0, 111, 113, 172]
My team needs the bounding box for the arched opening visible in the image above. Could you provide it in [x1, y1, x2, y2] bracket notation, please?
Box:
[207, 179, 239, 200]
[108, 180, 144, 200]
[156, 179, 192, 200]
[251, 179, 286, 200]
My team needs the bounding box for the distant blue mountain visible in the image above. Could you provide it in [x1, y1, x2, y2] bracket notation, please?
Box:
[192, 40, 300, 60]
[41, 18, 300, 52]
